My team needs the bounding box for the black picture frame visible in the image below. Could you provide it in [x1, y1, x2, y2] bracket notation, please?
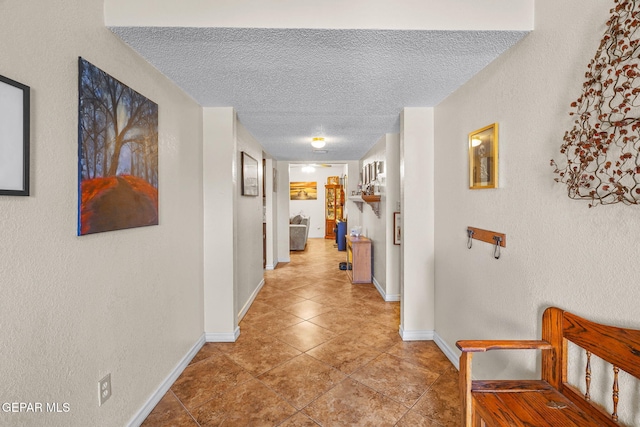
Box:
[393, 212, 401, 245]
[0, 74, 30, 196]
[241, 151, 259, 196]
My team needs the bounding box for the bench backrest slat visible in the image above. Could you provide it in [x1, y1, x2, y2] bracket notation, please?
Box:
[541, 307, 640, 425]
[562, 311, 640, 380]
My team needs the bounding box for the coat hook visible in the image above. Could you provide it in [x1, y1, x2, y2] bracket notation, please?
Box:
[467, 229, 474, 249]
[493, 236, 502, 259]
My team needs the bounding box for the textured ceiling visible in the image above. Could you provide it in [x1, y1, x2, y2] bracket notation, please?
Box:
[109, 27, 527, 161]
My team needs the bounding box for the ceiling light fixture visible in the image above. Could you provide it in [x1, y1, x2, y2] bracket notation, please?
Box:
[311, 137, 326, 149]
[471, 137, 482, 147]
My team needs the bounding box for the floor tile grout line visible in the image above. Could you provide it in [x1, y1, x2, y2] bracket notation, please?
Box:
[168, 388, 203, 427]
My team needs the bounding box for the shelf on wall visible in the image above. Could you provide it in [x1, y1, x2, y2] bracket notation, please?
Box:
[361, 195, 380, 203]
[348, 195, 381, 217]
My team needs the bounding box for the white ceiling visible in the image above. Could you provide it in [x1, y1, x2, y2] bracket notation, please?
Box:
[109, 26, 527, 161]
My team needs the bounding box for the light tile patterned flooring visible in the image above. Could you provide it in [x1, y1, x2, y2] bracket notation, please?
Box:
[142, 238, 461, 426]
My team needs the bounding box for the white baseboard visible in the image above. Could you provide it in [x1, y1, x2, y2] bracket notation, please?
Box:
[398, 325, 435, 341]
[396, 327, 460, 370]
[238, 278, 265, 321]
[434, 332, 459, 370]
[127, 334, 205, 427]
[205, 327, 240, 342]
[372, 276, 400, 302]
[265, 262, 278, 270]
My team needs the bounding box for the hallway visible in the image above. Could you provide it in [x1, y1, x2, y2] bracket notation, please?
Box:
[142, 238, 461, 426]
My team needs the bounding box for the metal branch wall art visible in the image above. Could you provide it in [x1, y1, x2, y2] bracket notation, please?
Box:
[552, 0, 640, 207]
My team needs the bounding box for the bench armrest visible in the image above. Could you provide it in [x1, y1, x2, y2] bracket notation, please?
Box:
[456, 340, 552, 353]
[457, 339, 554, 426]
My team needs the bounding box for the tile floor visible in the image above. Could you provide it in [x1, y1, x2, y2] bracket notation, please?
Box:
[142, 238, 461, 426]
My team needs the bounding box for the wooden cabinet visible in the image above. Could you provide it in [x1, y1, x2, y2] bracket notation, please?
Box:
[346, 235, 371, 283]
[324, 184, 344, 239]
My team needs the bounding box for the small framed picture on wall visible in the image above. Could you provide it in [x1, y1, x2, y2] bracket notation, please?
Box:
[241, 152, 259, 196]
[469, 123, 499, 189]
[393, 212, 401, 245]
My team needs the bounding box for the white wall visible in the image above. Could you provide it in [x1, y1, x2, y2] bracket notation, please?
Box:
[344, 160, 362, 228]
[384, 134, 401, 300]
[235, 121, 267, 318]
[289, 164, 347, 239]
[400, 108, 435, 340]
[276, 161, 291, 262]
[434, 2, 640, 423]
[264, 157, 278, 270]
[0, 1, 204, 425]
[203, 108, 237, 340]
[203, 111, 265, 334]
[360, 134, 402, 301]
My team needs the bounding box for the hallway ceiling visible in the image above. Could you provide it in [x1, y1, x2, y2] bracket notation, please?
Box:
[109, 27, 527, 161]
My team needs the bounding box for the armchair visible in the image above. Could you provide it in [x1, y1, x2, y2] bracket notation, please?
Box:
[290, 215, 310, 250]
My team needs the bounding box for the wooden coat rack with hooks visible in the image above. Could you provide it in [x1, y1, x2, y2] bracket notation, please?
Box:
[467, 226, 506, 259]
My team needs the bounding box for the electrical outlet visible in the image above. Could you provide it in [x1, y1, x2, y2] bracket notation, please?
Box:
[98, 373, 111, 406]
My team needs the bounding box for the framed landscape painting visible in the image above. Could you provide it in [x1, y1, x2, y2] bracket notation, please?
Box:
[78, 58, 159, 235]
[290, 182, 317, 200]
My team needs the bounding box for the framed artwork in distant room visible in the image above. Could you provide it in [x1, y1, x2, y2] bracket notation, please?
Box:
[327, 176, 339, 185]
[0, 74, 30, 196]
[241, 151, 259, 196]
[78, 58, 159, 235]
[273, 168, 277, 193]
[290, 181, 317, 200]
[393, 212, 401, 245]
[469, 123, 498, 189]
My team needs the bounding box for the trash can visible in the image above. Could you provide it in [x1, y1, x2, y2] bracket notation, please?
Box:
[336, 220, 347, 251]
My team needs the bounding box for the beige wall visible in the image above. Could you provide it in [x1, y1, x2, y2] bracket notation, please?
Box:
[235, 121, 267, 319]
[400, 108, 435, 339]
[434, 1, 640, 422]
[203, 108, 237, 338]
[276, 161, 292, 263]
[0, 0, 204, 425]
[360, 134, 401, 300]
[203, 110, 266, 334]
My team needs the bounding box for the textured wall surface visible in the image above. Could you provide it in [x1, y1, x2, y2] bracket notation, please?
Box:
[360, 136, 389, 294]
[434, 0, 640, 423]
[384, 134, 401, 300]
[276, 161, 292, 263]
[235, 121, 267, 318]
[203, 108, 237, 336]
[0, 0, 204, 425]
[400, 108, 435, 336]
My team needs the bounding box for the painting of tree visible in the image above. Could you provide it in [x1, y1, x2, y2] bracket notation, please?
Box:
[552, 0, 640, 206]
[78, 58, 158, 235]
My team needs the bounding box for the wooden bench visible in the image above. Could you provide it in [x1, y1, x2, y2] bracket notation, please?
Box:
[456, 306, 640, 426]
